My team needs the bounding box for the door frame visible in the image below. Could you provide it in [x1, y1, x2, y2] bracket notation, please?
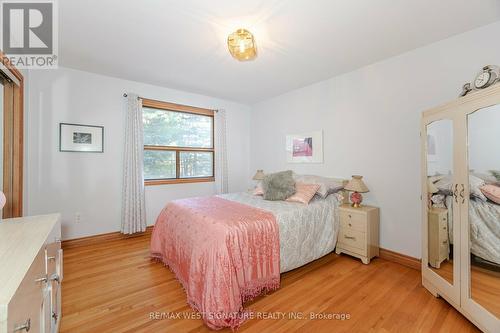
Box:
[0, 51, 24, 218]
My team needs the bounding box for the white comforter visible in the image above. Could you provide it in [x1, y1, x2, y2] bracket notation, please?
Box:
[219, 192, 341, 273]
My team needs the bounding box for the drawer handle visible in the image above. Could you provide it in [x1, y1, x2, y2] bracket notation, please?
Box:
[35, 275, 48, 283]
[344, 235, 356, 240]
[442, 226, 446, 230]
[348, 223, 352, 227]
[14, 318, 30, 332]
[442, 240, 447, 244]
[348, 214, 352, 218]
[47, 256, 56, 261]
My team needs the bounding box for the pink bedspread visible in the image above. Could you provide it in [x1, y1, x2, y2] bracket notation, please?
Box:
[150, 196, 280, 330]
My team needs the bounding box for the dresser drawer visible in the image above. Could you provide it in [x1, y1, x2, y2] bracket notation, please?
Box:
[339, 228, 366, 252]
[8, 247, 47, 333]
[340, 211, 366, 232]
[439, 239, 449, 258]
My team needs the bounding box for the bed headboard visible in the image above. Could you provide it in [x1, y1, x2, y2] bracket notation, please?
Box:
[330, 178, 350, 205]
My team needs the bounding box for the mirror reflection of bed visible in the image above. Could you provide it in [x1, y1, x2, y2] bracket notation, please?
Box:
[426, 105, 500, 319]
[467, 105, 500, 318]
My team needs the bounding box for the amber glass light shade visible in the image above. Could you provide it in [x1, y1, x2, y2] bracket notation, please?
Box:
[227, 29, 257, 61]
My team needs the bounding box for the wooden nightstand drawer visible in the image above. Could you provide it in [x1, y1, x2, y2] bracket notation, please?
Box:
[439, 223, 448, 239]
[336, 204, 379, 264]
[340, 211, 366, 232]
[339, 228, 366, 252]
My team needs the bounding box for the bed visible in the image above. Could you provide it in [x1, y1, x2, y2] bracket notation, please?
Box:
[220, 192, 342, 273]
[150, 184, 345, 330]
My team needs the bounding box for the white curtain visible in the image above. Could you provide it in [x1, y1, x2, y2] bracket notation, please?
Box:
[121, 93, 146, 234]
[214, 109, 228, 194]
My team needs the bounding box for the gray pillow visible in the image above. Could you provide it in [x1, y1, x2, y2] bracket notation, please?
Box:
[293, 173, 344, 198]
[262, 170, 296, 201]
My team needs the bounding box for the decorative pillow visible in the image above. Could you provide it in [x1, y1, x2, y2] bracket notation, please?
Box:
[286, 183, 321, 204]
[435, 175, 487, 201]
[480, 184, 500, 204]
[253, 183, 264, 196]
[293, 173, 343, 198]
[262, 170, 296, 201]
[472, 172, 498, 185]
[490, 170, 500, 182]
[431, 194, 446, 208]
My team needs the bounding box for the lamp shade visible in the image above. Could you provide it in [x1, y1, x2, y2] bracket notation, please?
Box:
[252, 170, 265, 181]
[345, 175, 369, 193]
[427, 179, 439, 194]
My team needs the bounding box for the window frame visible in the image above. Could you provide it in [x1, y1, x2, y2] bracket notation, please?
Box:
[142, 98, 215, 186]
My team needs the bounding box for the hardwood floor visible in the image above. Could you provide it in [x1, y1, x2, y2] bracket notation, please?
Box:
[431, 260, 500, 317]
[61, 233, 480, 333]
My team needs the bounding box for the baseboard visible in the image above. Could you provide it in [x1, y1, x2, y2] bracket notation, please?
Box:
[62, 226, 154, 249]
[379, 247, 421, 271]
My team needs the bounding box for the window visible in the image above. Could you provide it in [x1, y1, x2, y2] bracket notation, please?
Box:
[142, 99, 215, 185]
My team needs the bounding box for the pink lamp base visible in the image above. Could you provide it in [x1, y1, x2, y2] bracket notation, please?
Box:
[350, 191, 363, 208]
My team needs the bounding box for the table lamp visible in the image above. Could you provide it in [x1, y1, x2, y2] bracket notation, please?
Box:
[252, 170, 265, 181]
[345, 175, 369, 208]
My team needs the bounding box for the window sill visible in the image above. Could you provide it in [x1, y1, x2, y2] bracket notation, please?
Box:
[145, 177, 215, 186]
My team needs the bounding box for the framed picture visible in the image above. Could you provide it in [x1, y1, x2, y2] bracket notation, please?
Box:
[286, 130, 323, 163]
[59, 123, 104, 153]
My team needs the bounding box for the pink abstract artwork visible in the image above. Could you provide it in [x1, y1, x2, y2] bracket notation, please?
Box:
[292, 137, 313, 157]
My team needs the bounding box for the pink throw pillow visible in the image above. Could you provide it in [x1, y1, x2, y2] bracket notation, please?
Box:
[480, 184, 500, 204]
[286, 183, 321, 204]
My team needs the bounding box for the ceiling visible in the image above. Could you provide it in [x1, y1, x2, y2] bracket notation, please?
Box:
[59, 0, 500, 104]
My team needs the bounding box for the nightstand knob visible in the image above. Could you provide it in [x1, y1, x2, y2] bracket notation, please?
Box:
[348, 214, 352, 218]
[348, 223, 352, 227]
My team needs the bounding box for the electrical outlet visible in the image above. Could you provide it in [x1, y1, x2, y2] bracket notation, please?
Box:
[75, 213, 81, 223]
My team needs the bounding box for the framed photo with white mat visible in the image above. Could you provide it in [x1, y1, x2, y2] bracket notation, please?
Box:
[59, 123, 104, 153]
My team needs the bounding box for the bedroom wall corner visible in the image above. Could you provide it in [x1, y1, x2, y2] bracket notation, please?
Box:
[25, 67, 252, 240]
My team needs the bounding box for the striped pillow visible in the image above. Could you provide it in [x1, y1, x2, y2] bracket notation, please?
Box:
[286, 183, 321, 204]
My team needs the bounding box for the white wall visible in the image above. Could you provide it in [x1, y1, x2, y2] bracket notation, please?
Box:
[250, 22, 500, 258]
[468, 104, 500, 174]
[26, 67, 251, 240]
[426, 120, 453, 176]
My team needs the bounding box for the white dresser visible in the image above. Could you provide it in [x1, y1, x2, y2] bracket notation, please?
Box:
[0, 214, 62, 333]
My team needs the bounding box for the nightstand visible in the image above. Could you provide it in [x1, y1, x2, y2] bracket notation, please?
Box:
[427, 207, 449, 269]
[335, 204, 379, 264]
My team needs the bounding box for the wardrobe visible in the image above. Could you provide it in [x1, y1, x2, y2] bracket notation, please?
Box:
[421, 84, 500, 333]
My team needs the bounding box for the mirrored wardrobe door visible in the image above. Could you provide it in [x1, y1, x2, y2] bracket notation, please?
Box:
[426, 119, 456, 285]
[466, 104, 500, 319]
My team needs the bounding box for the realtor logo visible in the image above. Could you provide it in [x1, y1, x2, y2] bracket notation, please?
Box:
[0, 0, 58, 68]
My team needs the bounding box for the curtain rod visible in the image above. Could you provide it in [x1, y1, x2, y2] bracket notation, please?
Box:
[123, 93, 219, 112]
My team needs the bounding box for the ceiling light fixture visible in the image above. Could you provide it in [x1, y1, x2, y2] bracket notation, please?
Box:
[227, 29, 257, 61]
